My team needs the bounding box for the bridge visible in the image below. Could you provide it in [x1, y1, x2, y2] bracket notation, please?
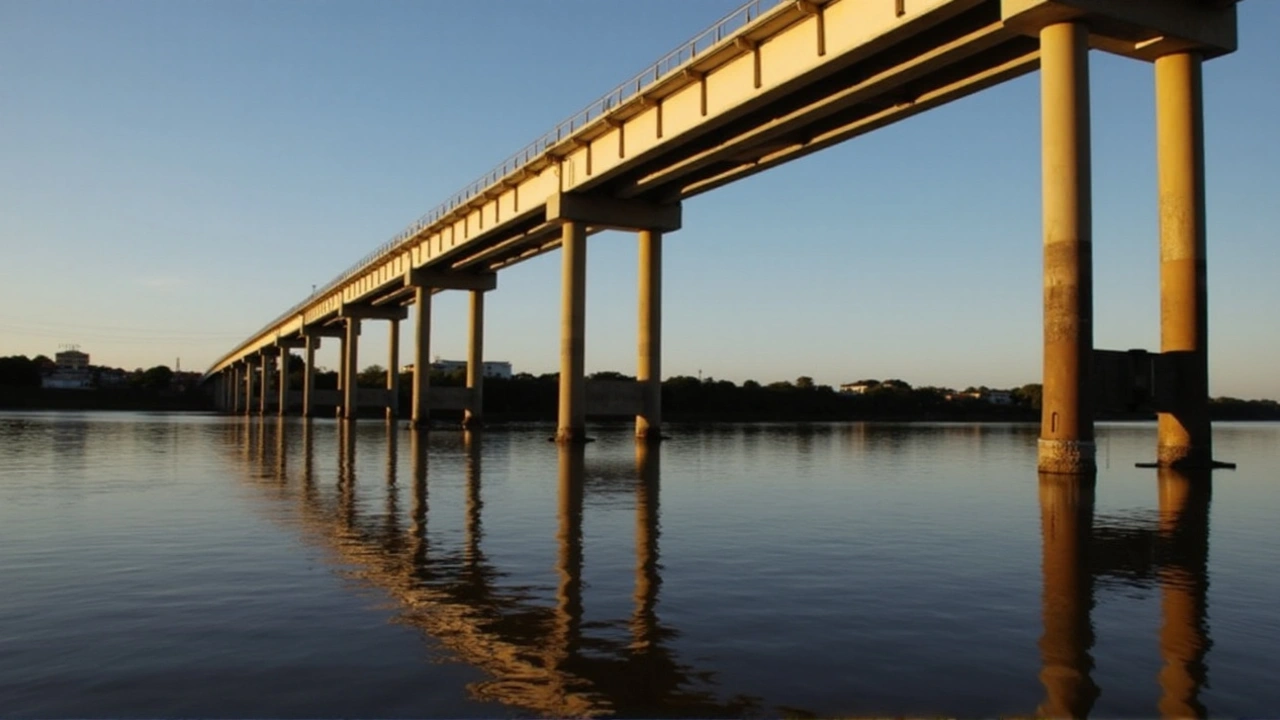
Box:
[203, 0, 1241, 474]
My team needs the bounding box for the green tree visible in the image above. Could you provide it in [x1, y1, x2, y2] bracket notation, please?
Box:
[139, 365, 174, 390]
[0, 356, 41, 387]
[357, 364, 387, 388]
[795, 376, 815, 390]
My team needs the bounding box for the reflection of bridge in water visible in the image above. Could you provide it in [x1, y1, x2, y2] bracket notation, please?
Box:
[227, 419, 760, 717]
[227, 420, 1213, 718]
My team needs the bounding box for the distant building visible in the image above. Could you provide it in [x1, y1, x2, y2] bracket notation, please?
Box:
[986, 390, 1013, 405]
[56, 349, 89, 372]
[43, 348, 92, 389]
[839, 382, 875, 395]
[426, 358, 514, 379]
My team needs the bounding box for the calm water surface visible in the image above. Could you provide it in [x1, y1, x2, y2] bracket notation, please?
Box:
[1, 412, 1278, 717]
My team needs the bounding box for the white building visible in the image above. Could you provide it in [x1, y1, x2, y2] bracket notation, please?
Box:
[429, 358, 513, 379]
[43, 348, 92, 389]
[839, 382, 875, 394]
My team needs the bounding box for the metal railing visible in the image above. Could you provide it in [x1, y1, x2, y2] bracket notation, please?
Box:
[218, 0, 789, 371]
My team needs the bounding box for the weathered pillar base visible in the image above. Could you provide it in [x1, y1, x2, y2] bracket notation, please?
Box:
[554, 428, 593, 444]
[1156, 444, 1212, 469]
[1038, 439, 1096, 475]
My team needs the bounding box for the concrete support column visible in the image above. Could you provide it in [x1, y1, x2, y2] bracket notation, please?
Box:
[636, 229, 662, 441]
[411, 286, 432, 429]
[342, 318, 361, 421]
[1037, 21, 1095, 475]
[277, 350, 289, 417]
[557, 221, 588, 443]
[1155, 52, 1211, 469]
[234, 365, 243, 413]
[1036, 473, 1099, 718]
[464, 290, 485, 429]
[259, 356, 273, 416]
[336, 332, 346, 419]
[243, 363, 255, 416]
[302, 337, 316, 418]
[387, 318, 400, 422]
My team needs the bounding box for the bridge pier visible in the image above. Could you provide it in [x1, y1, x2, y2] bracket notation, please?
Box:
[243, 357, 258, 416]
[403, 270, 496, 430]
[410, 286, 432, 429]
[463, 289, 486, 429]
[259, 348, 279, 416]
[277, 348, 289, 417]
[387, 318, 400, 422]
[557, 220, 588, 444]
[1155, 53, 1211, 469]
[547, 193, 680, 443]
[342, 318, 361, 421]
[1037, 21, 1095, 475]
[301, 335, 317, 417]
[636, 229, 662, 442]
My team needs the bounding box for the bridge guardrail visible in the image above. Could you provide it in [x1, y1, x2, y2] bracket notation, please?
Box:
[215, 0, 788, 374]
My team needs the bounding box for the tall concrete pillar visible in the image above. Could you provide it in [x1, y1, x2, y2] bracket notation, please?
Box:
[243, 363, 255, 416]
[277, 349, 289, 416]
[259, 355, 273, 416]
[342, 318, 361, 421]
[1038, 21, 1095, 475]
[232, 365, 242, 413]
[464, 290, 485, 429]
[1157, 467, 1211, 718]
[1036, 473, 1098, 718]
[637, 229, 662, 441]
[336, 331, 346, 419]
[557, 220, 588, 443]
[302, 337, 316, 418]
[411, 286, 432, 429]
[387, 318, 400, 422]
[1156, 52, 1212, 469]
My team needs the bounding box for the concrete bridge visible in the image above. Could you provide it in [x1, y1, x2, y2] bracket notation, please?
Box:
[204, 0, 1240, 474]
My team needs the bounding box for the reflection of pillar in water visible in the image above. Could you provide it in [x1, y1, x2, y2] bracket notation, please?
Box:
[338, 422, 357, 528]
[384, 422, 399, 539]
[1157, 467, 1211, 719]
[301, 419, 316, 502]
[464, 431, 483, 567]
[274, 417, 287, 481]
[1037, 473, 1098, 719]
[256, 416, 268, 477]
[632, 443, 661, 651]
[409, 430, 428, 566]
[553, 444, 585, 665]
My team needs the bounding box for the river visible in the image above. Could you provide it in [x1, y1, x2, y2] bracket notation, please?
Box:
[2, 412, 1277, 717]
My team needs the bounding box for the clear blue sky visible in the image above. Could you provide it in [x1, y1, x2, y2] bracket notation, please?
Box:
[2, 1, 1277, 398]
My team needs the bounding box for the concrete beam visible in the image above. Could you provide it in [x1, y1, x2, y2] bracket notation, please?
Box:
[405, 268, 498, 291]
[301, 326, 344, 339]
[275, 337, 307, 349]
[338, 303, 408, 321]
[546, 192, 681, 233]
[1001, 0, 1237, 60]
[258, 347, 280, 358]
